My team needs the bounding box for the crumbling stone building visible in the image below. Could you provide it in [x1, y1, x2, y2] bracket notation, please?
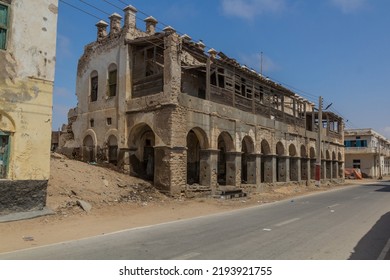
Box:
[0, 0, 58, 214]
[66, 5, 344, 196]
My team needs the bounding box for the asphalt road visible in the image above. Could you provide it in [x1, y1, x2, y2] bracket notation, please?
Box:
[1, 181, 390, 260]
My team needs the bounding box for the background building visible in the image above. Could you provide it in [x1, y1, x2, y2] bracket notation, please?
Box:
[62, 5, 344, 196]
[0, 0, 58, 214]
[344, 129, 390, 178]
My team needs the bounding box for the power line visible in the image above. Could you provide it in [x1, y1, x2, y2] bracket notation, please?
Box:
[79, 0, 110, 16]
[59, 0, 101, 20]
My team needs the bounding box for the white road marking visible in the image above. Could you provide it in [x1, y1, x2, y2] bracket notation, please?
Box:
[352, 196, 361, 200]
[328, 204, 340, 208]
[274, 218, 300, 227]
[172, 252, 201, 260]
[263, 228, 272, 231]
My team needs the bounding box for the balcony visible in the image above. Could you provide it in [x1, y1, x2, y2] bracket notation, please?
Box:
[345, 147, 377, 154]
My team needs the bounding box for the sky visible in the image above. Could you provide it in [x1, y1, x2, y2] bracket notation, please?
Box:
[53, 0, 390, 138]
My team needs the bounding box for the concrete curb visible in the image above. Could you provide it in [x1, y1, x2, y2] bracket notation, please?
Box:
[0, 208, 55, 223]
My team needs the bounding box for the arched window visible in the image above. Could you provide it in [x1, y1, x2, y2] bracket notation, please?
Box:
[108, 64, 117, 97]
[90, 70, 98, 102]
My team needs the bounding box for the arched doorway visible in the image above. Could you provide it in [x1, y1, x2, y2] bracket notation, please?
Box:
[217, 132, 234, 185]
[83, 135, 95, 162]
[261, 139, 272, 183]
[107, 135, 118, 165]
[241, 136, 255, 184]
[187, 128, 209, 185]
[129, 124, 155, 181]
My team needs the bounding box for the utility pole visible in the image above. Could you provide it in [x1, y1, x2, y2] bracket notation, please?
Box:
[315, 96, 323, 187]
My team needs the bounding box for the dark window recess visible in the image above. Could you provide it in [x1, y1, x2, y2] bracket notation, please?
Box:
[90, 119, 94, 128]
[0, 3, 8, 50]
[90, 76, 98, 102]
[108, 70, 117, 97]
[106, 118, 112, 125]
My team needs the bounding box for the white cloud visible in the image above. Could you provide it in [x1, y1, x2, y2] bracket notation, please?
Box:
[238, 52, 280, 74]
[221, 0, 286, 20]
[330, 0, 367, 14]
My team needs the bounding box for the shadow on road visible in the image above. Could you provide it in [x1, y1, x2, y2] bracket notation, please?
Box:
[349, 211, 390, 260]
[375, 186, 390, 192]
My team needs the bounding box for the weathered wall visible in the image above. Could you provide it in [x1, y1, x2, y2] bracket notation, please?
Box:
[0, 0, 58, 213]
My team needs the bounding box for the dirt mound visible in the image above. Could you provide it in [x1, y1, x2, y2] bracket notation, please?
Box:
[48, 153, 170, 215]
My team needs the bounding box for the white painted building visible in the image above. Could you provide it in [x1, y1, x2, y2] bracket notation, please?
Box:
[344, 129, 390, 178]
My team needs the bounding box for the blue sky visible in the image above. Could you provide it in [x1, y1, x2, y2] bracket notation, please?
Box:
[53, 0, 390, 138]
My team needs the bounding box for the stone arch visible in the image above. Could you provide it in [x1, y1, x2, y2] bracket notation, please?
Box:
[261, 139, 271, 155]
[128, 123, 156, 181]
[217, 131, 234, 185]
[289, 144, 298, 181]
[276, 142, 286, 182]
[276, 141, 285, 156]
[187, 127, 209, 185]
[241, 136, 255, 184]
[261, 139, 272, 183]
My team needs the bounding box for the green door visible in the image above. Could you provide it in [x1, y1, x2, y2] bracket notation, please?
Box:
[0, 132, 10, 178]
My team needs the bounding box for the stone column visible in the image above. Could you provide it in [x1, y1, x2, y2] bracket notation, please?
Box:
[301, 158, 309, 181]
[277, 156, 288, 182]
[154, 146, 186, 196]
[334, 161, 339, 179]
[163, 28, 181, 103]
[246, 153, 259, 184]
[226, 151, 242, 187]
[200, 149, 219, 192]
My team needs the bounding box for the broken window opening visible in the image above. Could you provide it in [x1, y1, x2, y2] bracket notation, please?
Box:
[108, 68, 117, 97]
[90, 72, 98, 102]
[0, 3, 9, 50]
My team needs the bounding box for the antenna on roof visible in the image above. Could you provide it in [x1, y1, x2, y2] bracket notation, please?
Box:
[260, 51, 263, 76]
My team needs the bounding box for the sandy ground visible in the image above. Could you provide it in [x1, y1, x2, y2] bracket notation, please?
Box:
[0, 153, 374, 254]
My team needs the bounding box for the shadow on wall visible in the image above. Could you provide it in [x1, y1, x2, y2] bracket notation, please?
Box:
[349, 210, 390, 260]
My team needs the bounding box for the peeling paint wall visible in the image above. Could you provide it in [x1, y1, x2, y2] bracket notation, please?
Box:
[0, 0, 58, 213]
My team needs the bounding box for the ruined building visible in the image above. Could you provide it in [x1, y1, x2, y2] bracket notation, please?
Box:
[0, 0, 58, 214]
[65, 6, 344, 196]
